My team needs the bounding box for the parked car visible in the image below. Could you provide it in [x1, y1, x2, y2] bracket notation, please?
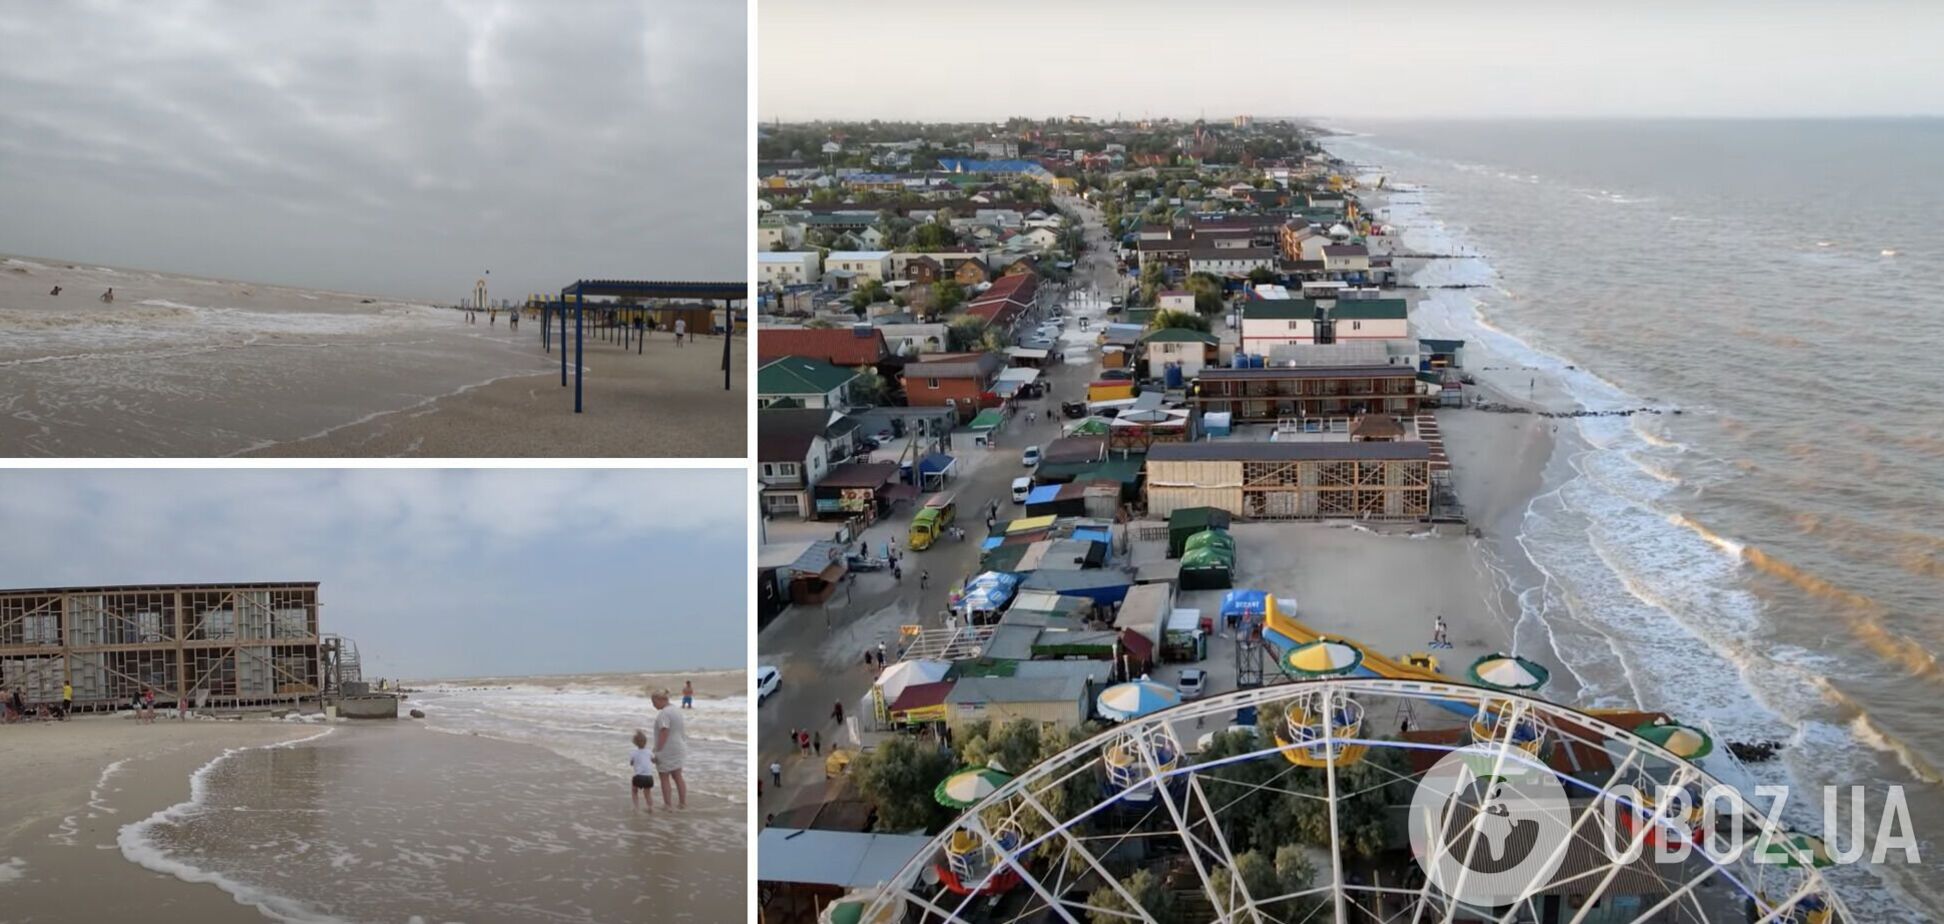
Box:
[1061, 401, 1088, 419]
[1099, 369, 1134, 381]
[756, 665, 780, 702]
[1177, 668, 1208, 700]
[1021, 445, 1041, 467]
[1011, 476, 1032, 503]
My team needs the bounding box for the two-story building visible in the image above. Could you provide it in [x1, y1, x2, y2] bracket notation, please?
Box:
[1142, 327, 1222, 382]
[758, 251, 822, 288]
[1188, 243, 1274, 278]
[757, 356, 859, 410]
[902, 352, 1004, 422]
[1322, 243, 1371, 275]
[823, 250, 893, 289]
[964, 273, 1039, 339]
[1239, 298, 1410, 351]
[1191, 364, 1422, 421]
[758, 407, 839, 518]
[1329, 299, 1410, 341]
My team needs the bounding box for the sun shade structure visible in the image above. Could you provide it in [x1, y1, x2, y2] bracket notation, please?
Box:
[1468, 652, 1551, 691]
[1634, 719, 1715, 760]
[549, 279, 747, 413]
[1279, 639, 1364, 678]
[934, 766, 1013, 809]
[1095, 680, 1179, 721]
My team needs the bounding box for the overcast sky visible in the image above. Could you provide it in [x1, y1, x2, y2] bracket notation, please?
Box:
[0, 1, 744, 302]
[0, 469, 746, 680]
[760, 0, 1944, 122]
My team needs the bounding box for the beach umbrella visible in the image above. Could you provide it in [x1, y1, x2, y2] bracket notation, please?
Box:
[1096, 680, 1180, 721]
[1753, 831, 1834, 869]
[1634, 719, 1715, 760]
[935, 765, 1013, 809]
[1467, 653, 1550, 691]
[1280, 639, 1364, 679]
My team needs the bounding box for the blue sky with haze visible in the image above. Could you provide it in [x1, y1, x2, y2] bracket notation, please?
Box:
[760, 0, 1944, 121]
[0, 1, 744, 302]
[0, 469, 746, 680]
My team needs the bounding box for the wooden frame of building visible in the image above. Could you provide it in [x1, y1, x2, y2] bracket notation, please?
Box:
[1145, 443, 1431, 521]
[0, 582, 322, 711]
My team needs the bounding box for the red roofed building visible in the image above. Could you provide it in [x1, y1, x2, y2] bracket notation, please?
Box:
[963, 273, 1039, 338]
[756, 327, 890, 368]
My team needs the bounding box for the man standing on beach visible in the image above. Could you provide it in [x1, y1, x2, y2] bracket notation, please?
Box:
[649, 690, 688, 809]
[60, 680, 71, 720]
[674, 317, 687, 346]
[681, 680, 693, 709]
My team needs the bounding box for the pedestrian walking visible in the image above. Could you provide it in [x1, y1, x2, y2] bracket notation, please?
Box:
[877, 640, 887, 661]
[769, 761, 782, 787]
[813, 731, 822, 756]
[893, 562, 903, 582]
[920, 570, 929, 590]
[833, 700, 845, 725]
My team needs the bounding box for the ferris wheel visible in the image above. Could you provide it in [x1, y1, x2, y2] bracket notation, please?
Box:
[822, 664, 1847, 924]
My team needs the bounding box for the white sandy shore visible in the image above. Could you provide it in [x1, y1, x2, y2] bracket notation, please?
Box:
[0, 716, 319, 922]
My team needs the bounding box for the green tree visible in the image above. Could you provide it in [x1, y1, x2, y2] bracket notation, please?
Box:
[945, 317, 1002, 352]
[850, 279, 887, 313]
[931, 280, 967, 314]
[1086, 868, 1176, 924]
[1138, 261, 1167, 305]
[1208, 850, 1279, 919]
[1247, 266, 1276, 286]
[1185, 272, 1226, 315]
[809, 187, 840, 204]
[1148, 309, 1210, 333]
[850, 735, 956, 833]
[912, 222, 957, 250]
[957, 718, 1042, 776]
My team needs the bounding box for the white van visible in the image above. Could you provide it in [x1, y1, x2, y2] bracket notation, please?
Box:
[1011, 477, 1032, 503]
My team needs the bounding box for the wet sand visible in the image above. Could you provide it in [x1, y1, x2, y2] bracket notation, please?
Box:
[0, 717, 317, 923]
[242, 333, 747, 458]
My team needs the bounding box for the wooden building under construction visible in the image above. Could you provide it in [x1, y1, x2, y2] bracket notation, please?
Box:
[1191, 364, 1422, 422]
[1144, 442, 1432, 521]
[0, 582, 322, 710]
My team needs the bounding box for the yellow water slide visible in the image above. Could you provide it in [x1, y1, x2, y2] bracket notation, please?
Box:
[1263, 597, 1449, 684]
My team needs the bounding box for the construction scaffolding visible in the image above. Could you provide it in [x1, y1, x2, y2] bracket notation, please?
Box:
[1145, 443, 1434, 522]
[0, 583, 322, 711]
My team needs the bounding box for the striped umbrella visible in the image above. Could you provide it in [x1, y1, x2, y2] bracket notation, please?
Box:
[935, 765, 1014, 809]
[1280, 639, 1364, 679]
[1096, 680, 1180, 721]
[1467, 653, 1550, 691]
[1634, 720, 1715, 760]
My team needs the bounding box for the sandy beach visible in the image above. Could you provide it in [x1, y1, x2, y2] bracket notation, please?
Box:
[0, 257, 746, 458]
[0, 717, 318, 923]
[241, 332, 748, 458]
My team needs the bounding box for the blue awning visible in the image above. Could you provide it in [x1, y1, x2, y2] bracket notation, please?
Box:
[1025, 484, 1062, 505]
[918, 453, 955, 476]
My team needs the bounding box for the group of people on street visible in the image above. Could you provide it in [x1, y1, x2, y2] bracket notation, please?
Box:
[627, 688, 690, 812]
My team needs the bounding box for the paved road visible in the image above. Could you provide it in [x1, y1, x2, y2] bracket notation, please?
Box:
[756, 201, 1126, 820]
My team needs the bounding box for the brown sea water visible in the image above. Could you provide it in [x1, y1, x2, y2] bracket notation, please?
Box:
[1323, 118, 1943, 917]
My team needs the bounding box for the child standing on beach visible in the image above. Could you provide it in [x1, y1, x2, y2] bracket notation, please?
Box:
[629, 729, 657, 812]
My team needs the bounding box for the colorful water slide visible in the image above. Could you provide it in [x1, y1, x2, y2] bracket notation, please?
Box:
[1260, 597, 1473, 714]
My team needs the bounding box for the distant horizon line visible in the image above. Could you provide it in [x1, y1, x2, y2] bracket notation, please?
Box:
[759, 113, 1944, 125]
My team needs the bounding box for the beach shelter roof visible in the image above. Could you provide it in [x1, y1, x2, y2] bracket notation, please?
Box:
[875, 659, 952, 703]
[967, 409, 1006, 431]
[934, 766, 1013, 809]
[1281, 639, 1364, 678]
[1096, 679, 1179, 721]
[1467, 653, 1550, 691]
[1633, 720, 1714, 760]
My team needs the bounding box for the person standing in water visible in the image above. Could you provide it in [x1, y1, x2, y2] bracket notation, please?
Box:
[628, 729, 657, 812]
[681, 680, 694, 709]
[100, 288, 114, 303]
[48, 285, 61, 296]
[650, 690, 688, 809]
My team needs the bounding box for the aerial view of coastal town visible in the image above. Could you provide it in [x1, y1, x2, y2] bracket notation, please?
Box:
[0, 3, 747, 458]
[753, 4, 1941, 922]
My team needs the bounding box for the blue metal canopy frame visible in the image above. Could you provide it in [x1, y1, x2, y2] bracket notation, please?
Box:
[544, 279, 748, 413]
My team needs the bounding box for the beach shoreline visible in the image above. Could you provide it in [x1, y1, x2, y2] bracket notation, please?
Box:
[0, 716, 323, 923]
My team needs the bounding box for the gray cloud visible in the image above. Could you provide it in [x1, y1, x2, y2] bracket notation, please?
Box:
[0, 468, 748, 679]
[0, 0, 745, 301]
